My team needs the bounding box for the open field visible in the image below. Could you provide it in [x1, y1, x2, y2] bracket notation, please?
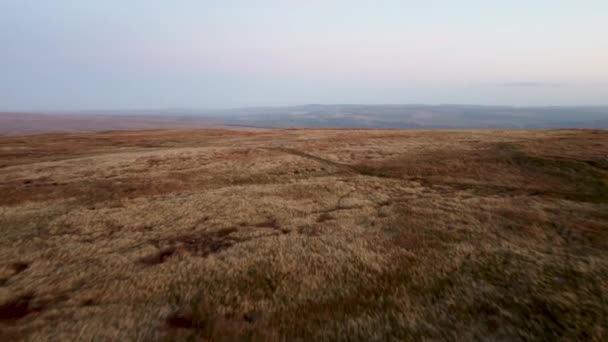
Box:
[0, 113, 223, 136]
[1, 129, 607, 340]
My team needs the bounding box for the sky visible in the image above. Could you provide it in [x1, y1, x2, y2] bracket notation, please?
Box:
[1, 0, 608, 110]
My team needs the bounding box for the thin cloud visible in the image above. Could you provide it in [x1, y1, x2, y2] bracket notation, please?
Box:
[499, 82, 562, 88]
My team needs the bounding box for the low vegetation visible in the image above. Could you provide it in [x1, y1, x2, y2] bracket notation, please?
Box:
[0, 129, 607, 340]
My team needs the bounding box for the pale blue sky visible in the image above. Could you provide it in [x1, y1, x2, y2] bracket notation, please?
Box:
[1, 1, 607, 110]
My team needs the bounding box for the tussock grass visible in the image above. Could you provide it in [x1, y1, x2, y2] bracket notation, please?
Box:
[0, 129, 606, 340]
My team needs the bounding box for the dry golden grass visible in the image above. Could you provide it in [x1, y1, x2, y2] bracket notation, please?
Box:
[0, 129, 607, 340]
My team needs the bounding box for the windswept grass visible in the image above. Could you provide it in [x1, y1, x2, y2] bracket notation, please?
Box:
[0, 129, 606, 340]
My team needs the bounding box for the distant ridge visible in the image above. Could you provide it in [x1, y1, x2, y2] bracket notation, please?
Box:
[2, 105, 607, 135]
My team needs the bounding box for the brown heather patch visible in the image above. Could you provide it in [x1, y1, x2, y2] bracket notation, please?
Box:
[0, 129, 607, 340]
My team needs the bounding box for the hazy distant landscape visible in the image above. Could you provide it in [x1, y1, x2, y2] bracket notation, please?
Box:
[2, 105, 608, 135]
[210, 105, 608, 129]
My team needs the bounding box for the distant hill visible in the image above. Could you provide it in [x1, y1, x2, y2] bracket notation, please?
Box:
[2, 105, 607, 135]
[207, 104, 608, 129]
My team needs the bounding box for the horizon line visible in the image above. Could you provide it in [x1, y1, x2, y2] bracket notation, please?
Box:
[3, 103, 608, 114]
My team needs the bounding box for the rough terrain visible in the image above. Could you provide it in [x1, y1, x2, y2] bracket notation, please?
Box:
[1, 129, 607, 340]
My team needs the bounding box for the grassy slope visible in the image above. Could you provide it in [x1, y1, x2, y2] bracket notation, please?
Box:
[0, 129, 607, 340]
